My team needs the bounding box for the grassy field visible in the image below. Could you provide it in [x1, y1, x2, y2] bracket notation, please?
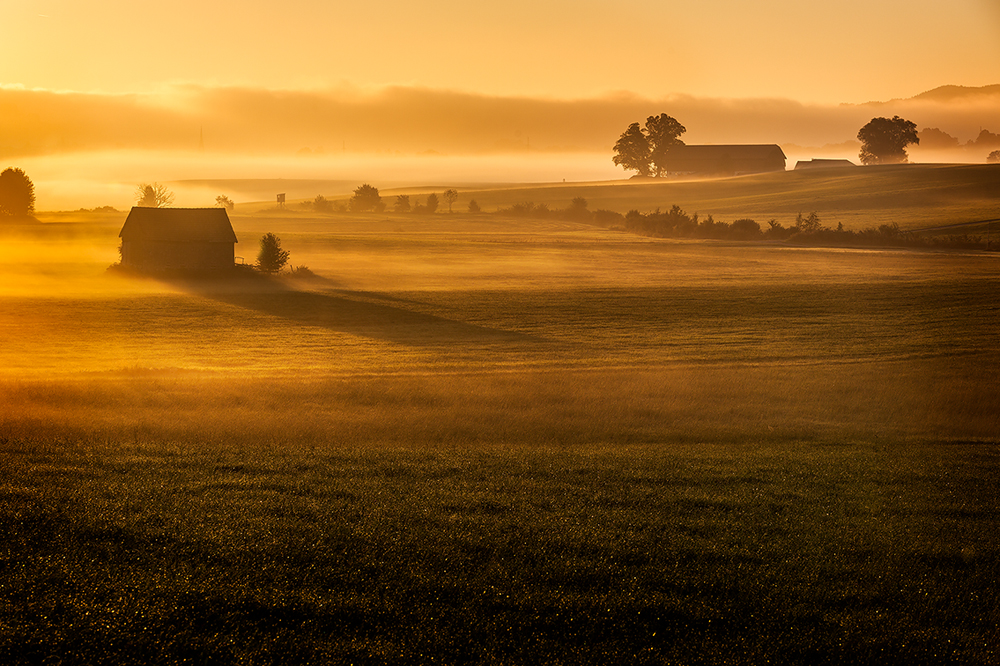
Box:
[238, 163, 1000, 232]
[2, 189, 999, 663]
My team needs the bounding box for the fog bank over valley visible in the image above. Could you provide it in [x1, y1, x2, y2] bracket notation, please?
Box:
[4, 83, 998, 209]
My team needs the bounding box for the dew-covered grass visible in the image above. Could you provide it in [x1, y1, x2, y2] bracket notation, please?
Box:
[2, 434, 997, 664]
[0, 206, 998, 664]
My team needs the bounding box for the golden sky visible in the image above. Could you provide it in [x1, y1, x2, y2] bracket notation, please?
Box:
[3, 0, 998, 103]
[3, 0, 999, 209]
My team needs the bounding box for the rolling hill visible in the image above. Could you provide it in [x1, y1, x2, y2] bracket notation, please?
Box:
[240, 164, 999, 232]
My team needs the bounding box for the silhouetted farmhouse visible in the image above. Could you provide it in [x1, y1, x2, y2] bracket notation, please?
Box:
[661, 145, 786, 175]
[794, 158, 856, 170]
[119, 207, 238, 271]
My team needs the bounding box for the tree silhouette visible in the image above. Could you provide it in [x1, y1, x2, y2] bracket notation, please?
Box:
[988, 150, 1000, 164]
[394, 195, 411, 213]
[425, 193, 439, 213]
[645, 114, 687, 177]
[468, 199, 481, 213]
[312, 195, 333, 212]
[566, 196, 589, 220]
[612, 122, 651, 176]
[135, 183, 174, 207]
[442, 189, 458, 213]
[794, 212, 822, 233]
[612, 114, 686, 177]
[858, 116, 919, 165]
[256, 233, 289, 273]
[349, 184, 384, 212]
[216, 195, 235, 211]
[0, 167, 35, 217]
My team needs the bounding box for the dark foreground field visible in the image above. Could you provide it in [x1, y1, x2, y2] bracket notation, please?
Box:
[3, 428, 998, 665]
[1, 210, 998, 664]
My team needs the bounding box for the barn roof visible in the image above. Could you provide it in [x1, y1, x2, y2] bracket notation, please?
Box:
[119, 207, 238, 243]
[666, 144, 786, 162]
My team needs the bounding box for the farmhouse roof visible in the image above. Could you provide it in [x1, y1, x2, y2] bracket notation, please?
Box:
[119, 207, 238, 243]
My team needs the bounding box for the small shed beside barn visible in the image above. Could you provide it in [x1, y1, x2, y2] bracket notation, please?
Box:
[793, 158, 856, 170]
[119, 207, 238, 271]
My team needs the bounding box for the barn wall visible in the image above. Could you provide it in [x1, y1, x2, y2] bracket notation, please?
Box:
[122, 241, 235, 271]
[661, 156, 785, 175]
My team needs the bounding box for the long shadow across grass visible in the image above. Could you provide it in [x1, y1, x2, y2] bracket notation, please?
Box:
[169, 273, 537, 347]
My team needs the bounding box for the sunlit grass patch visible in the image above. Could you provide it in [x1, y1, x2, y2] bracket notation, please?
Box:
[1, 356, 997, 448]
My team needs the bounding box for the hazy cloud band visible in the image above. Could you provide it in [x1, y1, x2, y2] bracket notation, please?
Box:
[3, 84, 998, 159]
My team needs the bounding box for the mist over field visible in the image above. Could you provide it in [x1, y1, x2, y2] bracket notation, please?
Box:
[2, 199, 998, 663]
[3, 89, 1000, 665]
[5, 83, 1000, 209]
[2, 18, 1000, 655]
[3, 0, 1000, 658]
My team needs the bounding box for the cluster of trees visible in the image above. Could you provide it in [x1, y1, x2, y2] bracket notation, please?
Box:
[612, 114, 687, 177]
[621, 206, 990, 249]
[919, 127, 1000, 149]
[394, 192, 438, 214]
[854, 116, 1000, 165]
[495, 197, 623, 225]
[309, 185, 474, 214]
[623, 206, 773, 240]
[0, 167, 35, 217]
[397, 190, 471, 213]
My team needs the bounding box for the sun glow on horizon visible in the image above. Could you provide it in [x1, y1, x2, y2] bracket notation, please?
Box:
[2, 0, 998, 209]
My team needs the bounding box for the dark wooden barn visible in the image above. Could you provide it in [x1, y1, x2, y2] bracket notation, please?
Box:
[658, 145, 787, 175]
[119, 207, 238, 271]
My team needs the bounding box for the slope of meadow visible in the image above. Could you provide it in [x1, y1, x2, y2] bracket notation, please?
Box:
[1, 189, 998, 663]
[245, 163, 1000, 232]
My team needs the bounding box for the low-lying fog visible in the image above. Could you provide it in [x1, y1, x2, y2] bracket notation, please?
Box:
[17, 143, 997, 212]
[5, 84, 999, 210]
[15, 150, 623, 211]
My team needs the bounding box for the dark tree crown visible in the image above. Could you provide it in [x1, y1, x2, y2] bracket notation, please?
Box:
[858, 116, 919, 165]
[612, 114, 686, 177]
[257, 232, 290, 273]
[350, 184, 384, 212]
[0, 167, 36, 217]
